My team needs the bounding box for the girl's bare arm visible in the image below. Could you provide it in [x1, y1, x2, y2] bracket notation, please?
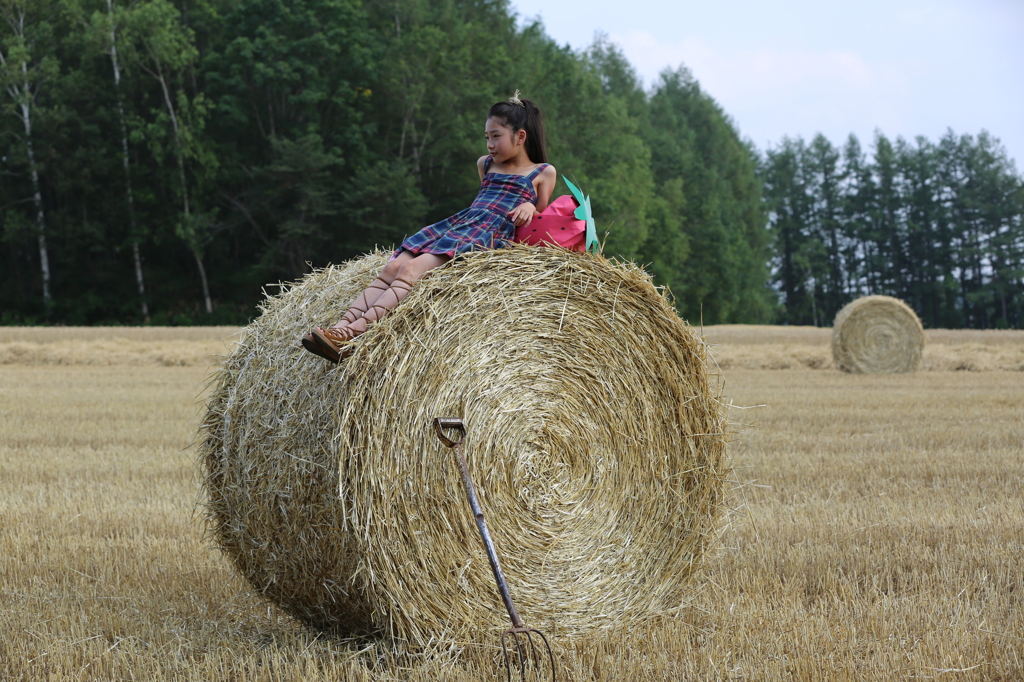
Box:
[509, 165, 557, 227]
[533, 164, 557, 212]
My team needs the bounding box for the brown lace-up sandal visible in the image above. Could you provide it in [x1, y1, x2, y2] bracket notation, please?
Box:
[301, 332, 336, 362]
[337, 277, 415, 339]
[300, 277, 415, 363]
[362, 277, 414, 328]
[336, 277, 391, 327]
[300, 327, 356, 363]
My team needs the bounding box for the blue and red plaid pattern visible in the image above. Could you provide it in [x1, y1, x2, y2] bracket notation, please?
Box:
[396, 160, 550, 258]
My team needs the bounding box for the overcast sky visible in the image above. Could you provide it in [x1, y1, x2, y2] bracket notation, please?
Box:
[510, 0, 1024, 169]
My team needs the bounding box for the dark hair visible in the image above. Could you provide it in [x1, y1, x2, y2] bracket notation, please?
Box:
[488, 97, 547, 164]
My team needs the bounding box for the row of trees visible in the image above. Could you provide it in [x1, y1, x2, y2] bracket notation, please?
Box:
[764, 131, 1023, 329]
[3, 0, 1021, 327]
[1, 0, 772, 325]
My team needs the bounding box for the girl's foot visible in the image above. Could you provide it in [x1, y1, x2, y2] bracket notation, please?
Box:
[331, 318, 367, 340]
[300, 276, 416, 362]
[301, 332, 340, 363]
[302, 327, 356, 363]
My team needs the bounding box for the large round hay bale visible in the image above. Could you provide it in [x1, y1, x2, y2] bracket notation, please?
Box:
[199, 246, 728, 646]
[831, 295, 925, 373]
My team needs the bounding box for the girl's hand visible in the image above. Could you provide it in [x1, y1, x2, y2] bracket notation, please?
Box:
[509, 202, 537, 227]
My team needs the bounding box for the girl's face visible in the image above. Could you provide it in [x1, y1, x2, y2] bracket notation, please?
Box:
[485, 117, 526, 163]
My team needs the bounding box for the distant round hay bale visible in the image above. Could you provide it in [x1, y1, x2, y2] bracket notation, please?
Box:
[199, 246, 728, 646]
[831, 295, 925, 373]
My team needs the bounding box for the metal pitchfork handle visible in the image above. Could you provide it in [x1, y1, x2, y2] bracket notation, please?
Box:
[433, 418, 556, 682]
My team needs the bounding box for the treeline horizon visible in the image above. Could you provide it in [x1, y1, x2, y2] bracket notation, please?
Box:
[2, 0, 1021, 328]
[764, 130, 1024, 330]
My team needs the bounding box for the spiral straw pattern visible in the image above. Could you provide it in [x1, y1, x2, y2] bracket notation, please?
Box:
[199, 246, 729, 646]
[832, 295, 925, 374]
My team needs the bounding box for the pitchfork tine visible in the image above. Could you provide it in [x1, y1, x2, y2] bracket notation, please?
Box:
[434, 418, 556, 682]
[502, 629, 552, 682]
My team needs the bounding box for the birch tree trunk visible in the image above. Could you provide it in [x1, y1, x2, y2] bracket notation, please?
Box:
[22, 103, 51, 309]
[107, 0, 148, 318]
[153, 62, 212, 314]
[1, 7, 51, 311]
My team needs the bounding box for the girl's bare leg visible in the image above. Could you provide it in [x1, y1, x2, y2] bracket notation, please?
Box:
[325, 252, 449, 340]
[331, 251, 415, 330]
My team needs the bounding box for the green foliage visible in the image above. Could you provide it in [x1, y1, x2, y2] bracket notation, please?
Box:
[10, 0, 1016, 329]
[763, 130, 1024, 328]
[646, 68, 773, 323]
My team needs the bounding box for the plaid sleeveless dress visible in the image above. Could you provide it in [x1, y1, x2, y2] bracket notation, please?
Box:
[396, 159, 550, 258]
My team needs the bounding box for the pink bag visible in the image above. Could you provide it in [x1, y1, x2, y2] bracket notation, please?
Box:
[513, 194, 586, 252]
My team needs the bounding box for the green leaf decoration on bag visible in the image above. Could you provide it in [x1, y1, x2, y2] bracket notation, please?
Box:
[562, 177, 599, 254]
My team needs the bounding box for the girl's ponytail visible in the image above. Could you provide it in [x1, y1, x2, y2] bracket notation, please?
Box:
[488, 92, 548, 164]
[520, 98, 547, 164]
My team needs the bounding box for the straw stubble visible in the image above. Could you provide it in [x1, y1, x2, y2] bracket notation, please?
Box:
[199, 246, 729, 647]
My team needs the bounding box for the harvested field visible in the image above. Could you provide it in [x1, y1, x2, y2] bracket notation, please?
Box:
[0, 326, 240, 343]
[1, 326, 1021, 680]
[704, 324, 1024, 372]
[3, 325, 1022, 371]
[0, 326, 239, 367]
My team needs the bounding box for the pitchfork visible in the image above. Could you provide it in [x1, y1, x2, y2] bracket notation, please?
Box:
[433, 417, 556, 682]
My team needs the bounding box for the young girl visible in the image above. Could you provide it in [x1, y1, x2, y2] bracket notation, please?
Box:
[302, 92, 556, 362]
